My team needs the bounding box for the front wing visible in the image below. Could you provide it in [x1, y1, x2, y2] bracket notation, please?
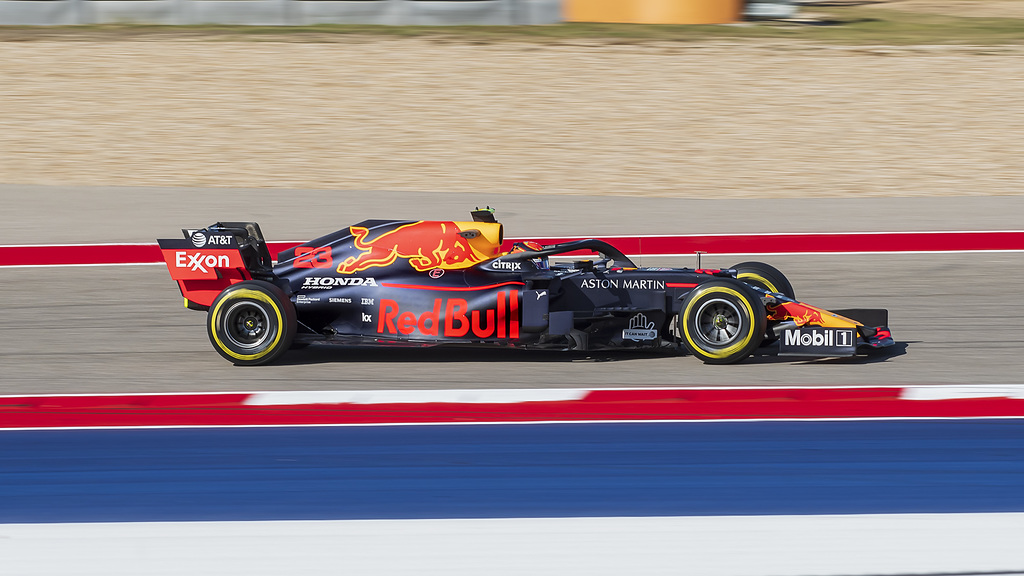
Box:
[767, 300, 894, 357]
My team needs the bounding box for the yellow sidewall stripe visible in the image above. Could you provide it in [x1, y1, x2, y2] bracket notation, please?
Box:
[210, 289, 284, 361]
[737, 272, 779, 294]
[683, 286, 756, 359]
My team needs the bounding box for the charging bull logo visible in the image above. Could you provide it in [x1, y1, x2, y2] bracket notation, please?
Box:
[767, 302, 825, 327]
[337, 221, 501, 274]
[768, 302, 858, 329]
[378, 291, 520, 339]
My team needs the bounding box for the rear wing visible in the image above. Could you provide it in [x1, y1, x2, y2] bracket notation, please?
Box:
[157, 222, 275, 310]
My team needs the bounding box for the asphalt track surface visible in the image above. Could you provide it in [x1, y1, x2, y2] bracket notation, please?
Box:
[6, 184, 1024, 244]
[5, 420, 1024, 523]
[3, 185, 1024, 393]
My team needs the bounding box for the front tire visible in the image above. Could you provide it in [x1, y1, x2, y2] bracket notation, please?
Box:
[207, 280, 296, 366]
[679, 281, 766, 364]
[731, 261, 795, 299]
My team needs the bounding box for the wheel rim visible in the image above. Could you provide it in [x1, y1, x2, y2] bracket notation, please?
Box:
[223, 300, 274, 350]
[694, 298, 743, 348]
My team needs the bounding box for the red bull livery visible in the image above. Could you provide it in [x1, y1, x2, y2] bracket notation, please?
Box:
[338, 221, 500, 273]
[157, 210, 894, 365]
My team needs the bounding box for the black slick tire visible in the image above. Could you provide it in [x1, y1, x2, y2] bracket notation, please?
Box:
[731, 261, 795, 299]
[207, 280, 297, 366]
[679, 280, 766, 365]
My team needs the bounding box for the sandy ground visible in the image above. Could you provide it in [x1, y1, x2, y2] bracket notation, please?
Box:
[2, 34, 1024, 198]
[869, 0, 1024, 18]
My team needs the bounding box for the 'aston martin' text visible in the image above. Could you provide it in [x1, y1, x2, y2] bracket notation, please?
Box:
[580, 278, 665, 290]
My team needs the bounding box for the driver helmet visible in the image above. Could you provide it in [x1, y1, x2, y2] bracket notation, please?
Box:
[509, 241, 548, 269]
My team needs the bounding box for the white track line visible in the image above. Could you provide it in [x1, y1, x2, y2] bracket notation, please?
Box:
[4, 513, 1024, 576]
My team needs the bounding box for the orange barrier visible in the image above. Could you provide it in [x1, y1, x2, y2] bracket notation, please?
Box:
[565, 0, 743, 24]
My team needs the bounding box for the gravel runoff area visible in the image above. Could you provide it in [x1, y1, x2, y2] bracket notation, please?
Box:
[874, 0, 1024, 18]
[3, 32, 1024, 199]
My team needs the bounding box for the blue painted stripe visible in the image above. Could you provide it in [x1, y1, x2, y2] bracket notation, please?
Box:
[2, 420, 1024, 523]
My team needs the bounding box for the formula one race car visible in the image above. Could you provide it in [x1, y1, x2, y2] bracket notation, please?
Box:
[158, 209, 894, 366]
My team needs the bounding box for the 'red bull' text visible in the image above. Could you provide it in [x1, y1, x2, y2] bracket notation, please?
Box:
[377, 291, 520, 339]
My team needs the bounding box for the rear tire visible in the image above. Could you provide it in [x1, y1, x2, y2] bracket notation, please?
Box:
[679, 281, 766, 364]
[731, 261, 795, 299]
[207, 280, 296, 366]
